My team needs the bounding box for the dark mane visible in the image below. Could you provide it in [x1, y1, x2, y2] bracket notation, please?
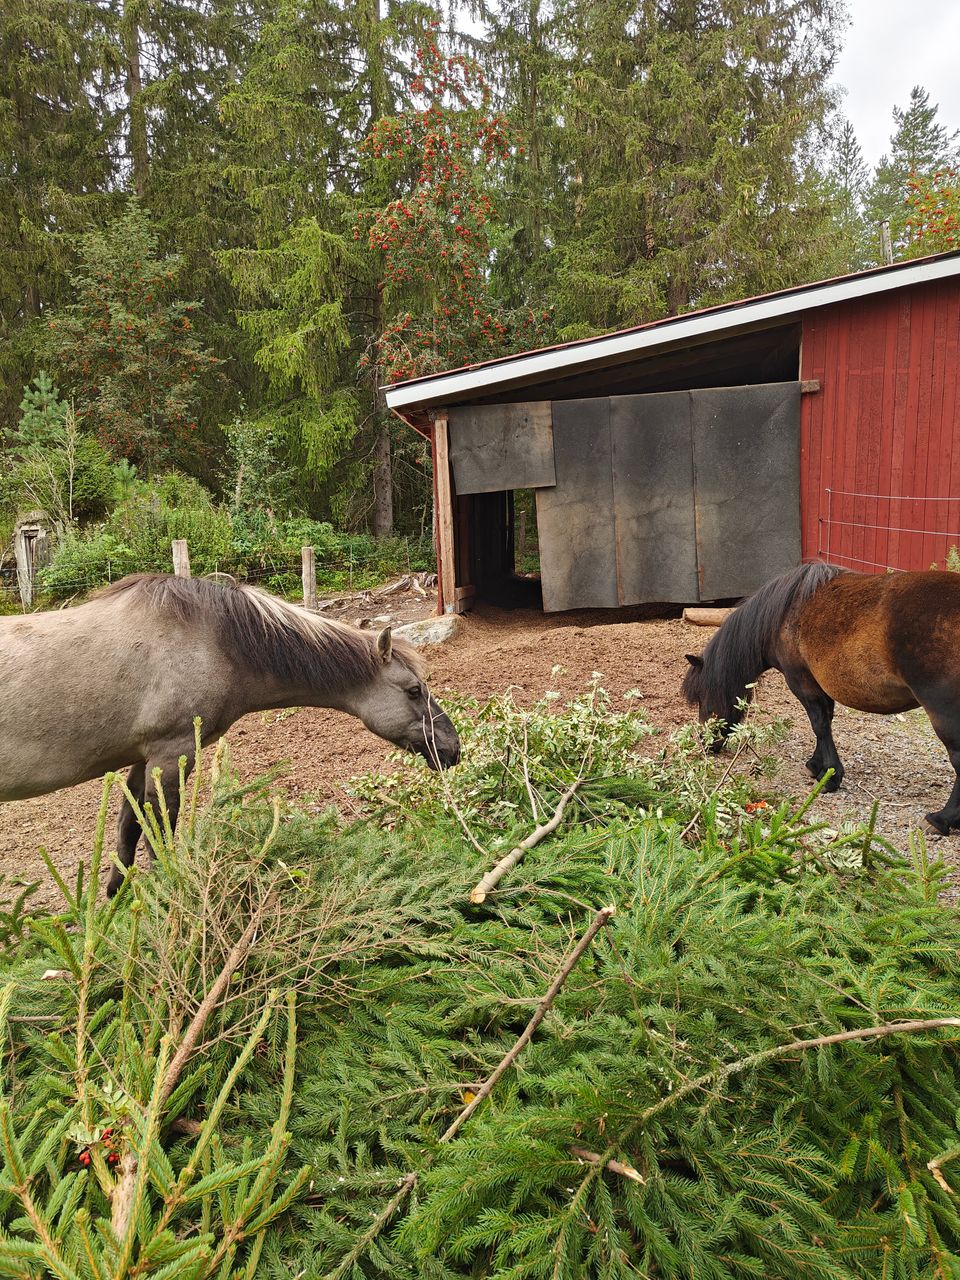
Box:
[96, 574, 427, 690]
[681, 562, 846, 717]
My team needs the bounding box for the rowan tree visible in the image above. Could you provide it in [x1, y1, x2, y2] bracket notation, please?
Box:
[905, 168, 960, 255]
[357, 34, 546, 384]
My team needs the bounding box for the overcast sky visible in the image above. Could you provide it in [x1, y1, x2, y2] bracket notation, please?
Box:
[833, 0, 960, 169]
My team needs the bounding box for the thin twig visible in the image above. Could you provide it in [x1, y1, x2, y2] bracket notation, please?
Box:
[677, 738, 748, 842]
[158, 904, 267, 1107]
[521, 720, 541, 823]
[441, 904, 615, 1141]
[325, 905, 615, 1279]
[470, 777, 585, 904]
[640, 1017, 960, 1128]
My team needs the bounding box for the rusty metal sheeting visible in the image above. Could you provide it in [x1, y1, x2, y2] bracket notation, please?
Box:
[536, 399, 618, 610]
[692, 383, 800, 599]
[448, 402, 555, 495]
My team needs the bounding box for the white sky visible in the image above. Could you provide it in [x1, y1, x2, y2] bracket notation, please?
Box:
[833, 0, 960, 169]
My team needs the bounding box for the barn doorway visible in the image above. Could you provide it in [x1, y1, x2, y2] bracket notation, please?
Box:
[447, 383, 801, 613]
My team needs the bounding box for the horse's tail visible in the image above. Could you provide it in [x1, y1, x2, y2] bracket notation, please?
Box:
[682, 561, 845, 711]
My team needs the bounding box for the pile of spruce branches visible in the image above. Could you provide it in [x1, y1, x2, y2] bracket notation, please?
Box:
[0, 686, 958, 1279]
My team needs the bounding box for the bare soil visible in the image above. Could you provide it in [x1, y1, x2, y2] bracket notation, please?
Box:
[2, 585, 957, 911]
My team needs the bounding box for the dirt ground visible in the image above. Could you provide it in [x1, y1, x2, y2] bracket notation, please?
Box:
[2, 583, 958, 911]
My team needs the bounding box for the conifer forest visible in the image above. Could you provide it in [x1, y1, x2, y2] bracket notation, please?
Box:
[2, 3, 960, 1277]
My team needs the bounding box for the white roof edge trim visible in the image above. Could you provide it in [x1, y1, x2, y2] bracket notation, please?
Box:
[385, 254, 960, 410]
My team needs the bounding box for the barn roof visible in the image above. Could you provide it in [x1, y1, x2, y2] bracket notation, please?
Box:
[385, 249, 960, 412]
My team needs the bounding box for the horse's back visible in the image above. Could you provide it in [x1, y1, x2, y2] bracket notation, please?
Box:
[0, 594, 228, 801]
[796, 570, 960, 714]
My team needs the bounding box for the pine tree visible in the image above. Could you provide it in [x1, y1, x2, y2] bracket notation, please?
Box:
[865, 86, 960, 257]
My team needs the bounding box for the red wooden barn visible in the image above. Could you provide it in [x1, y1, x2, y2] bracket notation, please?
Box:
[386, 251, 960, 614]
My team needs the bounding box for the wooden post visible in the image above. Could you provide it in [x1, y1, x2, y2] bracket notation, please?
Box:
[172, 539, 191, 578]
[433, 414, 458, 615]
[301, 545, 317, 611]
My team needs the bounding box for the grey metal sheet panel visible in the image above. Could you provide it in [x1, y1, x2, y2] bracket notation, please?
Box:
[448, 402, 555, 494]
[691, 382, 801, 599]
[610, 391, 699, 603]
[536, 399, 618, 610]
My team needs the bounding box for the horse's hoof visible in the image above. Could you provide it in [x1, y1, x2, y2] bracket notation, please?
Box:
[925, 811, 950, 836]
[820, 772, 842, 793]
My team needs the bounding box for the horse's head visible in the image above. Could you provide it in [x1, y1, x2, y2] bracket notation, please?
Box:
[681, 652, 744, 751]
[354, 628, 460, 770]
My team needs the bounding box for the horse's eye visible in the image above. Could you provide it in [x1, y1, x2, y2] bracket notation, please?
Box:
[406, 686, 421, 699]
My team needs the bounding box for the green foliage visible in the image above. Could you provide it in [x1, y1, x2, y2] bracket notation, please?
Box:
[2, 696, 960, 1276]
[1, 375, 113, 524]
[533, 0, 848, 333]
[42, 203, 222, 473]
[35, 483, 434, 598]
[865, 86, 960, 257]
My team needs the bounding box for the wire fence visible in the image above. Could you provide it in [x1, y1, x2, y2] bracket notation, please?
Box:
[816, 486, 960, 575]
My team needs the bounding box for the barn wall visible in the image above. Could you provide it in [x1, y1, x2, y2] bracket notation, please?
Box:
[800, 277, 960, 573]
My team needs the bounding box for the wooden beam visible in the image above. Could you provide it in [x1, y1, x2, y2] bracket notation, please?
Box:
[800, 379, 821, 394]
[683, 606, 734, 627]
[433, 414, 458, 615]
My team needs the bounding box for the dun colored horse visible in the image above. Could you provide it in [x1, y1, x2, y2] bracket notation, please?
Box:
[682, 563, 960, 834]
[0, 574, 460, 893]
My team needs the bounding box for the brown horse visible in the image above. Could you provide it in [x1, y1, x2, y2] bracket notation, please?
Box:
[681, 563, 960, 834]
[0, 574, 460, 893]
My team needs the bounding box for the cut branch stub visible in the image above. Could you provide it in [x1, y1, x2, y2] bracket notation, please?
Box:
[470, 777, 584, 904]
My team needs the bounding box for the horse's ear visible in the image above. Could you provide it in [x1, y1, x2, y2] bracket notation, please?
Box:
[685, 653, 703, 668]
[376, 627, 393, 665]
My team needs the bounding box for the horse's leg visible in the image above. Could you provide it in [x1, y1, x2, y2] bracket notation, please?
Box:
[917, 706, 960, 834]
[782, 669, 845, 792]
[139, 741, 197, 867]
[106, 762, 147, 897]
[106, 746, 195, 896]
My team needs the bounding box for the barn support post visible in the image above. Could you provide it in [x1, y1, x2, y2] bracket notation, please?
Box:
[432, 413, 458, 615]
[301, 545, 317, 611]
[172, 540, 191, 578]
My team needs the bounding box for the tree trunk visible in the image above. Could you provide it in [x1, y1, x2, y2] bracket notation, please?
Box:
[364, 0, 393, 537]
[122, 0, 149, 196]
[372, 418, 393, 537]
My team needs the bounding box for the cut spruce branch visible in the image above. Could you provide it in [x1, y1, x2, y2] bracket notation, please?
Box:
[470, 777, 585, 904]
[570, 1146, 645, 1184]
[326, 904, 615, 1280]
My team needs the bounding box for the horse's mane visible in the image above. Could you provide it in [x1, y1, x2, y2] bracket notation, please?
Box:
[681, 562, 846, 714]
[96, 574, 428, 690]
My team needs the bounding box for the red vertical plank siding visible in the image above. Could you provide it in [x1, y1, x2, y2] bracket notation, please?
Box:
[800, 278, 960, 572]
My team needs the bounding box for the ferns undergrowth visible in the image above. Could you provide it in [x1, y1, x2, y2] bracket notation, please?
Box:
[0, 686, 958, 1278]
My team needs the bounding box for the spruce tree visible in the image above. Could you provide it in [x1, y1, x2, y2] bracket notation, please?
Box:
[218, 0, 440, 531]
[0, 0, 116, 423]
[541, 0, 848, 335]
[43, 203, 222, 473]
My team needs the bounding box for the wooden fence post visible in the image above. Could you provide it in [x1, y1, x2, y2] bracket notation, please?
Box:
[172, 540, 191, 578]
[302, 545, 317, 611]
